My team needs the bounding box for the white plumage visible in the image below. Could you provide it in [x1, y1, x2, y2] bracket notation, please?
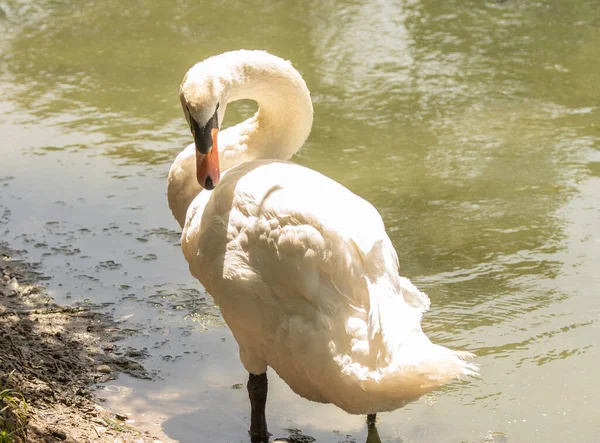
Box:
[168, 50, 477, 436]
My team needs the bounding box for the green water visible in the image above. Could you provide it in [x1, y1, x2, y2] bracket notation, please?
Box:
[1, 0, 599, 441]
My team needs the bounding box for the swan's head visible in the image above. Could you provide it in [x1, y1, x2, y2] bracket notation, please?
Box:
[179, 62, 228, 190]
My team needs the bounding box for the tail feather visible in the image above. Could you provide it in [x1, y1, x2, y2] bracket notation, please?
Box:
[324, 241, 479, 414]
[334, 346, 478, 413]
[357, 275, 479, 409]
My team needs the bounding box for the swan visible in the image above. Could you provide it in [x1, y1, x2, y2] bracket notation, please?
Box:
[168, 50, 478, 442]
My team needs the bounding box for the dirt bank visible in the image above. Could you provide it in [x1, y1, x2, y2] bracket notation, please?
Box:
[0, 244, 158, 443]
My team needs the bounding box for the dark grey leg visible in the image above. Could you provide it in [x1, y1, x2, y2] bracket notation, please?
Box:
[366, 413, 382, 443]
[367, 413, 377, 426]
[248, 372, 269, 443]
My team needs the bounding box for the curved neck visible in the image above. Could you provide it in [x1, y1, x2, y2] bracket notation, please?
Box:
[168, 50, 314, 227]
[218, 51, 314, 170]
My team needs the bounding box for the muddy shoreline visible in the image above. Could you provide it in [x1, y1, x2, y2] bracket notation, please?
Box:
[0, 244, 159, 443]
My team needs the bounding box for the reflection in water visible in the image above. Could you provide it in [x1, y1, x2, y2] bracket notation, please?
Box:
[273, 423, 381, 443]
[366, 424, 382, 443]
[1, 0, 600, 441]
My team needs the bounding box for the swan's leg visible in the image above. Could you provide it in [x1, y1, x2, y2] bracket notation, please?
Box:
[248, 372, 269, 443]
[367, 413, 377, 426]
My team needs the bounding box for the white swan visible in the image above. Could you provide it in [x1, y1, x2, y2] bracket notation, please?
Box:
[168, 50, 477, 442]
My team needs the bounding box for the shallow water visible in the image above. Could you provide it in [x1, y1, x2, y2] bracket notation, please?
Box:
[1, 0, 599, 441]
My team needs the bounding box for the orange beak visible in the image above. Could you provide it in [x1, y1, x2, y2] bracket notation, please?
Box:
[196, 128, 220, 190]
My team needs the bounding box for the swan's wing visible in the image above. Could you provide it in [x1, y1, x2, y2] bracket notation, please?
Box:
[181, 161, 483, 398]
[184, 161, 428, 349]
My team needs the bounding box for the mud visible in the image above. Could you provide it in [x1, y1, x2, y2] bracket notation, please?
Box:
[0, 244, 159, 443]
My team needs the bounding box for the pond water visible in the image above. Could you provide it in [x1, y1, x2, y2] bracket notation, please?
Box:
[1, 0, 599, 441]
